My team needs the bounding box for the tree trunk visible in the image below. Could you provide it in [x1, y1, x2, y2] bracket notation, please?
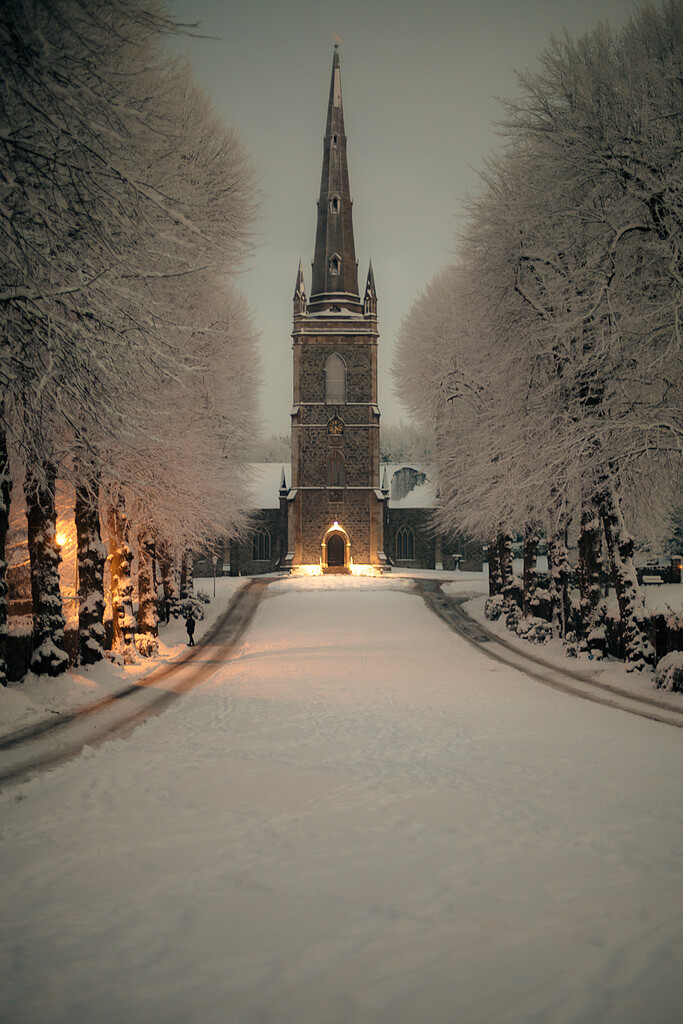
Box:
[577, 500, 606, 659]
[136, 528, 159, 657]
[158, 541, 180, 620]
[107, 501, 137, 664]
[0, 416, 11, 686]
[24, 462, 69, 676]
[497, 536, 511, 593]
[180, 550, 194, 600]
[75, 465, 106, 665]
[522, 524, 539, 618]
[595, 484, 655, 670]
[547, 526, 571, 639]
[487, 536, 502, 597]
[499, 531, 521, 630]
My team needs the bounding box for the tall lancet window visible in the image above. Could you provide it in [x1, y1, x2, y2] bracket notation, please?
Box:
[326, 450, 345, 487]
[396, 526, 414, 561]
[325, 353, 346, 404]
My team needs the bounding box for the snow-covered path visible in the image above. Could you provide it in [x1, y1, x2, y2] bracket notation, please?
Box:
[1, 576, 682, 1024]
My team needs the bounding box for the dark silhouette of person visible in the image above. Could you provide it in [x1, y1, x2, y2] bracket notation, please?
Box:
[164, 597, 171, 624]
[185, 614, 196, 646]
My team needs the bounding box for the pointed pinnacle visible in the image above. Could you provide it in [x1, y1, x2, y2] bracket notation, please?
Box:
[293, 259, 306, 297]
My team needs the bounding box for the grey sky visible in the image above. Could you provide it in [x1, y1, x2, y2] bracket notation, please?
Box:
[168, 0, 639, 435]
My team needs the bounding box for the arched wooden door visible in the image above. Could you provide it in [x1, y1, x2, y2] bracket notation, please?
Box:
[327, 533, 345, 567]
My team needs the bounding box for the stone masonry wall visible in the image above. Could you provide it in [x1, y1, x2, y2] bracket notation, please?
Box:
[296, 339, 375, 407]
[229, 509, 284, 576]
[300, 489, 372, 564]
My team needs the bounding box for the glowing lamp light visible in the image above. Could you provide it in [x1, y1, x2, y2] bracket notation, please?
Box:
[333, 521, 339, 528]
[56, 532, 68, 547]
[293, 565, 322, 576]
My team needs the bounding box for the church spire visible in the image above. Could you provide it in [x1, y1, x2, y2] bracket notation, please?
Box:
[308, 46, 361, 313]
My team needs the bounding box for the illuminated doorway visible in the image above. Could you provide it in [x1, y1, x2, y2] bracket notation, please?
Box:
[327, 533, 345, 567]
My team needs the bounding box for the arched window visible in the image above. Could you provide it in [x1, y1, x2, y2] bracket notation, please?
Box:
[326, 450, 345, 487]
[325, 353, 346, 404]
[396, 525, 414, 561]
[330, 195, 340, 213]
[329, 254, 340, 275]
[252, 527, 270, 561]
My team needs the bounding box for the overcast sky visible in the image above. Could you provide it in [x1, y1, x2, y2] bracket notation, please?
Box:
[168, 0, 639, 435]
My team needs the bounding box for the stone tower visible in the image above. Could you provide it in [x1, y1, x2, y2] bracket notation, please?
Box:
[286, 47, 386, 571]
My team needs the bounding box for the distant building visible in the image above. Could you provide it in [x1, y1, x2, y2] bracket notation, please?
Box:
[209, 49, 481, 577]
[220, 461, 482, 576]
[284, 45, 384, 571]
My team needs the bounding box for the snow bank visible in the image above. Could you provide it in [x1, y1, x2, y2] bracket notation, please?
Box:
[455, 590, 683, 708]
[0, 577, 248, 739]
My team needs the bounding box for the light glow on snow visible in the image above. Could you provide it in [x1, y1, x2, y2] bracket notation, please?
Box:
[350, 562, 381, 575]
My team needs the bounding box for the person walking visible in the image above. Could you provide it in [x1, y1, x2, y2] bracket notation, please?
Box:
[185, 614, 196, 647]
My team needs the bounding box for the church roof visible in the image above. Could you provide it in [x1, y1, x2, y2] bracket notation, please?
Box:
[245, 462, 437, 510]
[383, 464, 438, 508]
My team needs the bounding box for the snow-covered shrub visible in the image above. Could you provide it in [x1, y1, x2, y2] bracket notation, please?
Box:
[485, 594, 505, 621]
[582, 623, 607, 660]
[196, 589, 211, 604]
[652, 652, 683, 693]
[564, 631, 580, 658]
[505, 602, 522, 631]
[134, 633, 159, 658]
[180, 596, 205, 621]
[528, 585, 553, 623]
[516, 616, 553, 644]
[624, 631, 656, 674]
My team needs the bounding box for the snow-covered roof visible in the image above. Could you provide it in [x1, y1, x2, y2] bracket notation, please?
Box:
[244, 462, 438, 510]
[245, 463, 290, 509]
[384, 463, 438, 509]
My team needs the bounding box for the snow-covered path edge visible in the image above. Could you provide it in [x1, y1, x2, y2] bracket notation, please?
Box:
[0, 577, 251, 743]
[421, 585, 683, 726]
[445, 584, 683, 713]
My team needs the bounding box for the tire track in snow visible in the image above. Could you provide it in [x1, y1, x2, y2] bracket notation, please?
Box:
[418, 580, 683, 729]
[0, 579, 271, 788]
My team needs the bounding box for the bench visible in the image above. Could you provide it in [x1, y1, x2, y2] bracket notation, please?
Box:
[642, 574, 664, 585]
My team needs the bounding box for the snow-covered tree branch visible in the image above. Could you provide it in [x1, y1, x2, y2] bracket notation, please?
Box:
[395, 0, 683, 669]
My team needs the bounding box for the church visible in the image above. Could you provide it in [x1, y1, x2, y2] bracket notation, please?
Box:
[214, 48, 482, 577]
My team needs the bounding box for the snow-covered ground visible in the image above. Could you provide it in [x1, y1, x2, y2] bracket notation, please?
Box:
[0, 577, 248, 739]
[1, 573, 682, 1024]
[439, 575, 683, 708]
